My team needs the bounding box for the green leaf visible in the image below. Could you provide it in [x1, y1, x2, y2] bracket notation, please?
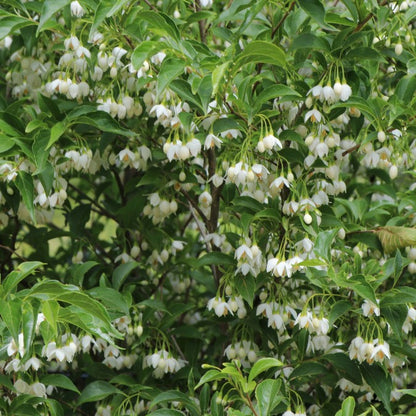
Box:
[139, 11, 180, 42]
[255, 84, 301, 108]
[291, 33, 330, 51]
[47, 121, 66, 149]
[0, 298, 21, 341]
[42, 300, 59, 337]
[197, 252, 234, 267]
[112, 261, 139, 290]
[361, 363, 392, 416]
[395, 75, 416, 103]
[345, 47, 384, 61]
[87, 287, 130, 315]
[149, 410, 185, 416]
[157, 57, 186, 98]
[37, 0, 70, 34]
[29, 280, 116, 335]
[290, 362, 328, 379]
[15, 171, 35, 223]
[194, 369, 224, 390]
[0, 15, 35, 40]
[237, 274, 256, 308]
[32, 132, 50, 171]
[381, 304, 407, 335]
[41, 374, 80, 394]
[323, 353, 362, 385]
[198, 75, 213, 114]
[340, 396, 355, 416]
[212, 62, 229, 95]
[131, 41, 165, 70]
[235, 41, 286, 68]
[314, 229, 337, 261]
[75, 112, 134, 137]
[255, 379, 282, 416]
[78, 381, 120, 405]
[22, 302, 36, 358]
[0, 136, 14, 153]
[2, 261, 44, 295]
[248, 358, 283, 382]
[328, 300, 351, 327]
[170, 80, 203, 111]
[150, 391, 200, 416]
[71, 261, 99, 286]
[67, 204, 91, 237]
[0, 118, 20, 136]
[298, 0, 328, 27]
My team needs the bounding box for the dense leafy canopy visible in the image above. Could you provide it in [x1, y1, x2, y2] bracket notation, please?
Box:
[1, 0, 416, 415]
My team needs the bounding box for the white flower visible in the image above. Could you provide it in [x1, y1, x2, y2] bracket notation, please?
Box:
[361, 299, 380, 317]
[207, 296, 233, 317]
[200, 0, 213, 7]
[322, 85, 336, 103]
[371, 341, 390, 362]
[186, 138, 201, 157]
[199, 191, 212, 208]
[262, 133, 282, 150]
[204, 133, 222, 149]
[304, 109, 322, 123]
[70, 1, 85, 17]
[340, 83, 352, 101]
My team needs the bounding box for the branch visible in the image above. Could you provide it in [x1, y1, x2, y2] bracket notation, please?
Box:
[181, 188, 209, 227]
[142, 0, 157, 11]
[195, 0, 207, 43]
[271, 1, 295, 39]
[68, 183, 118, 222]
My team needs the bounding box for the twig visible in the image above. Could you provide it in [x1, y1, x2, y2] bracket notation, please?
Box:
[181, 188, 209, 227]
[68, 183, 118, 221]
[0, 244, 26, 262]
[142, 0, 157, 11]
[188, 202, 219, 285]
[342, 144, 360, 157]
[195, 0, 207, 43]
[111, 168, 127, 206]
[271, 1, 295, 39]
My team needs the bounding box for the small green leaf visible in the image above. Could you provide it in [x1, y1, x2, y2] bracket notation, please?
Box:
[298, 0, 329, 27]
[235, 41, 286, 68]
[248, 358, 283, 382]
[139, 11, 180, 42]
[237, 274, 256, 308]
[112, 261, 139, 290]
[197, 252, 235, 267]
[157, 57, 186, 98]
[15, 171, 35, 222]
[170, 80, 204, 111]
[148, 410, 185, 416]
[150, 391, 200, 416]
[131, 41, 164, 70]
[340, 396, 355, 416]
[87, 287, 130, 315]
[41, 374, 80, 394]
[314, 229, 337, 261]
[255, 379, 282, 416]
[212, 62, 229, 95]
[0, 298, 21, 341]
[194, 369, 224, 390]
[2, 261, 44, 295]
[37, 0, 70, 34]
[0, 15, 35, 40]
[47, 121, 66, 149]
[78, 381, 120, 405]
[0, 136, 15, 153]
[361, 363, 392, 416]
